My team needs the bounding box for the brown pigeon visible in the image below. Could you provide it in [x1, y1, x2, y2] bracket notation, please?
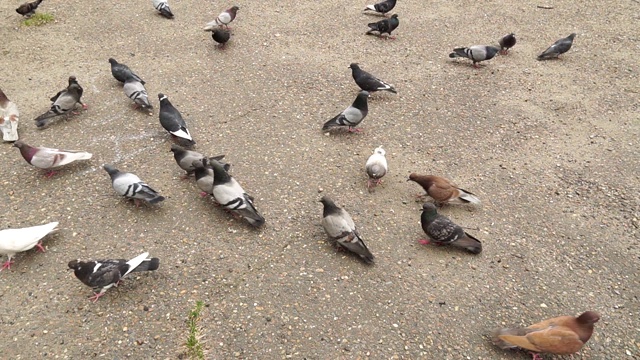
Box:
[408, 173, 481, 205]
[492, 311, 600, 360]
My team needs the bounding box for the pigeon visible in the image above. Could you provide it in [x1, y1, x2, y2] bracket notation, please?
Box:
[350, 63, 397, 94]
[319, 196, 374, 264]
[363, 0, 396, 15]
[408, 174, 481, 205]
[449, 45, 500, 68]
[492, 311, 600, 360]
[16, 0, 43, 17]
[103, 165, 165, 206]
[0, 221, 58, 270]
[366, 14, 399, 39]
[211, 29, 231, 48]
[365, 146, 387, 190]
[209, 159, 265, 227]
[537, 33, 576, 60]
[204, 6, 239, 30]
[418, 203, 482, 254]
[152, 0, 174, 19]
[35, 76, 87, 128]
[170, 144, 205, 177]
[498, 33, 517, 55]
[322, 90, 369, 133]
[192, 158, 215, 196]
[124, 79, 153, 113]
[68, 252, 160, 302]
[108, 58, 145, 85]
[13, 140, 92, 177]
[0, 88, 19, 142]
[158, 93, 195, 147]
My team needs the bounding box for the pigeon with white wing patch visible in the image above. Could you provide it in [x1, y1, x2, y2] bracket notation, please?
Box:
[103, 165, 165, 206]
[323, 91, 369, 133]
[319, 196, 374, 264]
[350, 63, 397, 94]
[152, 0, 173, 18]
[158, 93, 195, 147]
[68, 252, 160, 302]
[0, 88, 19, 142]
[363, 0, 396, 16]
[449, 45, 500, 68]
[13, 140, 92, 177]
[365, 146, 387, 190]
[0, 222, 58, 271]
[210, 159, 265, 227]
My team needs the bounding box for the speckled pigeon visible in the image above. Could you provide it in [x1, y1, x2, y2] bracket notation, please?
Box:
[418, 203, 482, 254]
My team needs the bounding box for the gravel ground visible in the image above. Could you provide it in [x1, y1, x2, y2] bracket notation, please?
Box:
[1, 0, 639, 359]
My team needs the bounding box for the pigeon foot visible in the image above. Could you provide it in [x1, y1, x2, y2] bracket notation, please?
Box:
[44, 170, 58, 178]
[1, 260, 14, 271]
[418, 239, 431, 245]
[89, 292, 107, 303]
[530, 352, 543, 360]
[35, 243, 46, 253]
[199, 192, 209, 197]
[348, 127, 363, 133]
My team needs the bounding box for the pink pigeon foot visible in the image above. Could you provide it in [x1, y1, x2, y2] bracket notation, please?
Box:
[418, 239, 431, 245]
[180, 174, 191, 180]
[473, 63, 480, 69]
[134, 199, 142, 207]
[82, 103, 88, 110]
[35, 243, 46, 252]
[530, 352, 543, 360]
[44, 170, 58, 178]
[348, 127, 363, 133]
[199, 191, 209, 197]
[1, 260, 14, 271]
[89, 292, 106, 303]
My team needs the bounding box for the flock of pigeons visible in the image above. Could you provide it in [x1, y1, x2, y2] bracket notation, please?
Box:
[3, 0, 599, 358]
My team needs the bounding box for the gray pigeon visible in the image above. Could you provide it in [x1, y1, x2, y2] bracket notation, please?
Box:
[537, 33, 576, 60]
[68, 252, 160, 302]
[152, 0, 173, 18]
[366, 14, 399, 39]
[419, 203, 482, 254]
[363, 0, 396, 15]
[498, 33, 516, 55]
[192, 159, 215, 196]
[124, 79, 152, 113]
[449, 45, 500, 68]
[158, 93, 195, 147]
[103, 165, 165, 206]
[350, 63, 397, 93]
[319, 196, 374, 264]
[322, 90, 369, 133]
[170, 144, 205, 177]
[209, 159, 265, 227]
[365, 146, 387, 190]
[108, 58, 145, 85]
[35, 76, 87, 128]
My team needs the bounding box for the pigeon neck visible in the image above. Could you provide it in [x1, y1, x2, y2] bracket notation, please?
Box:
[19, 145, 37, 162]
[211, 163, 231, 184]
[421, 209, 438, 223]
[322, 201, 340, 217]
[352, 94, 368, 111]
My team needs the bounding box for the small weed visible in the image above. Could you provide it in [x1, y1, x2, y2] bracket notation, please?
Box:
[185, 300, 205, 360]
[22, 13, 55, 27]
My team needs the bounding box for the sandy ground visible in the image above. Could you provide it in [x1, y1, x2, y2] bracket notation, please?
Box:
[1, 0, 639, 359]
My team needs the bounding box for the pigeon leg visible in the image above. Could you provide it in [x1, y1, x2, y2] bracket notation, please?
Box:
[418, 239, 431, 245]
[134, 199, 142, 207]
[499, 49, 508, 55]
[1, 259, 14, 271]
[376, 179, 383, 186]
[44, 170, 58, 178]
[88, 291, 107, 303]
[348, 127, 363, 133]
[35, 243, 46, 253]
[80, 102, 88, 110]
[530, 352, 543, 360]
[199, 192, 209, 197]
[473, 63, 480, 69]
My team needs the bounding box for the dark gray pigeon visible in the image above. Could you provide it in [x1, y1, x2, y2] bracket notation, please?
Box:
[108, 58, 145, 85]
[124, 79, 152, 113]
[449, 45, 500, 68]
[323, 90, 369, 133]
[35, 76, 87, 128]
[419, 203, 482, 254]
[366, 14, 399, 39]
[158, 93, 195, 147]
[363, 0, 396, 15]
[152, 0, 174, 18]
[212, 29, 231, 48]
[191, 157, 231, 194]
[498, 33, 516, 55]
[16, 0, 43, 17]
[68, 252, 160, 302]
[319, 196, 374, 264]
[103, 165, 165, 206]
[209, 159, 265, 227]
[171, 144, 205, 177]
[537, 33, 576, 60]
[350, 63, 397, 93]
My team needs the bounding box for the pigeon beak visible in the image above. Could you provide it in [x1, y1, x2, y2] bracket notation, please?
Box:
[406, 178, 411, 182]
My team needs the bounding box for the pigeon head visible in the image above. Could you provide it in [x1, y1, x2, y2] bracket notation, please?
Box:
[158, 93, 168, 102]
[67, 260, 81, 270]
[373, 146, 385, 156]
[568, 33, 577, 40]
[108, 58, 118, 65]
[349, 63, 360, 70]
[229, 5, 239, 13]
[421, 203, 438, 214]
[407, 172, 420, 182]
[12, 140, 25, 149]
[68, 76, 78, 83]
[577, 311, 600, 325]
[103, 164, 119, 177]
[390, 14, 398, 19]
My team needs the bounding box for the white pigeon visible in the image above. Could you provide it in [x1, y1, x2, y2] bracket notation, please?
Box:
[0, 88, 19, 142]
[0, 222, 59, 270]
[365, 145, 387, 189]
[13, 140, 92, 177]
